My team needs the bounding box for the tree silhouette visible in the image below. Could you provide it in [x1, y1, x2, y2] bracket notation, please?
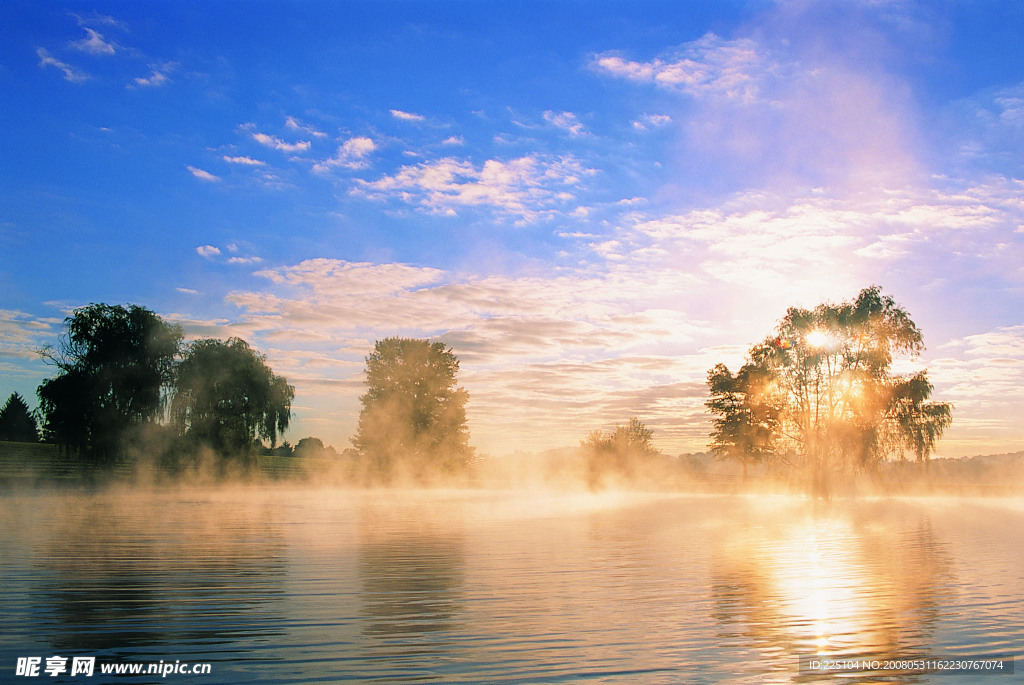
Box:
[170, 337, 294, 459]
[37, 304, 182, 461]
[707, 287, 952, 487]
[353, 338, 472, 482]
[0, 392, 40, 442]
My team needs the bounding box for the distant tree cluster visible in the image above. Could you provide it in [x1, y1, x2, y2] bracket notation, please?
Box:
[706, 287, 953, 490]
[34, 304, 294, 468]
[582, 417, 659, 488]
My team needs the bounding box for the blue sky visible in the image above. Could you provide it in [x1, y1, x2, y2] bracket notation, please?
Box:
[3, 0, 1024, 457]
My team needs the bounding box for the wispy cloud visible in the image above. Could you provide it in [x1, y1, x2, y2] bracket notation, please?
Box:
[354, 154, 594, 221]
[187, 165, 220, 182]
[251, 131, 311, 153]
[390, 109, 426, 122]
[544, 110, 587, 136]
[592, 33, 772, 103]
[632, 113, 672, 131]
[36, 48, 89, 82]
[130, 62, 176, 88]
[0, 309, 59, 360]
[312, 137, 376, 172]
[223, 155, 266, 166]
[285, 116, 327, 138]
[70, 27, 116, 55]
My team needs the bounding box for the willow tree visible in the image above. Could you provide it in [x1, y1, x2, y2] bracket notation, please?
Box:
[707, 287, 952, 485]
[171, 338, 294, 459]
[353, 338, 472, 482]
[37, 304, 182, 461]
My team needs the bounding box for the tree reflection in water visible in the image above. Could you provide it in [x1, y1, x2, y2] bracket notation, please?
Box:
[357, 495, 465, 664]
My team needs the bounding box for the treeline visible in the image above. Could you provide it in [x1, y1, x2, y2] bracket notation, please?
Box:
[5, 286, 955, 492]
[4, 304, 477, 484]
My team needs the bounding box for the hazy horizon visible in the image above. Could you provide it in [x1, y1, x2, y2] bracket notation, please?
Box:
[3, 1, 1024, 458]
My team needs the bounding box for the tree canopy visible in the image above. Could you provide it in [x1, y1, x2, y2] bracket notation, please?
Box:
[0, 393, 40, 443]
[37, 304, 182, 461]
[706, 287, 953, 488]
[353, 337, 472, 482]
[170, 337, 294, 458]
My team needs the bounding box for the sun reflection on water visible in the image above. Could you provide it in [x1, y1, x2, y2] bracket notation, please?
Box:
[713, 498, 954, 673]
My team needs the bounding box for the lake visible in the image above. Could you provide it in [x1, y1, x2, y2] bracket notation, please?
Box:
[1, 488, 1021, 683]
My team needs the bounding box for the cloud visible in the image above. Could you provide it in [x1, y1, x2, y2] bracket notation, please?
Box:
[187, 165, 220, 182]
[0, 309, 58, 360]
[354, 154, 594, 221]
[632, 113, 672, 131]
[593, 24, 922, 190]
[442, 136, 464, 146]
[285, 116, 327, 138]
[227, 256, 264, 265]
[223, 155, 266, 166]
[312, 137, 376, 172]
[36, 48, 89, 82]
[251, 132, 311, 153]
[592, 33, 772, 103]
[390, 109, 426, 122]
[544, 110, 586, 136]
[176, 288, 199, 295]
[70, 27, 116, 55]
[130, 63, 176, 88]
[196, 245, 221, 258]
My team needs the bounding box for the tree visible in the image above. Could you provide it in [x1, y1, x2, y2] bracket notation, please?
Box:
[582, 417, 659, 488]
[37, 304, 182, 461]
[352, 337, 472, 482]
[705, 361, 784, 480]
[170, 338, 294, 459]
[706, 287, 953, 489]
[0, 393, 40, 442]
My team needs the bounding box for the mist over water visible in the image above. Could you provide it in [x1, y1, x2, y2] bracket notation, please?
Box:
[1, 487, 1021, 683]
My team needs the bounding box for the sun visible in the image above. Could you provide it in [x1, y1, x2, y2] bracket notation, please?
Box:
[805, 330, 831, 348]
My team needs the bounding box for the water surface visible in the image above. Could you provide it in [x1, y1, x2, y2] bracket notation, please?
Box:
[1, 489, 1021, 683]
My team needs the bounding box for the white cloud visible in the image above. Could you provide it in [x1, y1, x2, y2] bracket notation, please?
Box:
[223, 155, 266, 166]
[632, 113, 672, 131]
[196, 245, 221, 258]
[441, 136, 464, 146]
[544, 110, 586, 136]
[227, 256, 263, 265]
[252, 132, 311, 153]
[36, 48, 89, 82]
[70, 27, 116, 55]
[592, 33, 771, 103]
[354, 154, 594, 221]
[130, 63, 176, 88]
[390, 109, 426, 122]
[285, 116, 327, 138]
[176, 288, 199, 295]
[187, 165, 220, 182]
[312, 137, 376, 172]
[0, 309, 58, 360]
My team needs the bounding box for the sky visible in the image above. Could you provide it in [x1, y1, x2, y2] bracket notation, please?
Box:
[2, 0, 1024, 458]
